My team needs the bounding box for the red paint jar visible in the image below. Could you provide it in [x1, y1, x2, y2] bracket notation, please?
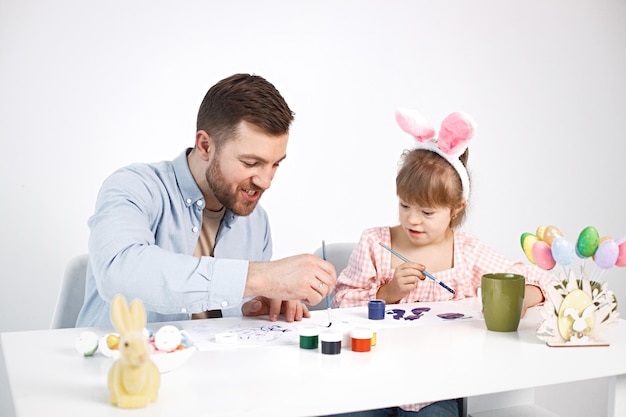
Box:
[350, 328, 373, 352]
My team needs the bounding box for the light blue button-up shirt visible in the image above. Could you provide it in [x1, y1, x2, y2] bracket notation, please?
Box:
[76, 149, 272, 328]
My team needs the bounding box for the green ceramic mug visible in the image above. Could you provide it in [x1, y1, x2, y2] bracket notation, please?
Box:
[481, 273, 526, 332]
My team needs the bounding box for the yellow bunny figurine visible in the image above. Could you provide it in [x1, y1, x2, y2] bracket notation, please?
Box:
[108, 294, 160, 408]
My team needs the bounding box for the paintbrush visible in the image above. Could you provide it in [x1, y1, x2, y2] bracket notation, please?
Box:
[322, 240, 332, 327]
[378, 242, 455, 295]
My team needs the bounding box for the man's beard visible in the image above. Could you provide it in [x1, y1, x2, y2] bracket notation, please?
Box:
[205, 158, 261, 216]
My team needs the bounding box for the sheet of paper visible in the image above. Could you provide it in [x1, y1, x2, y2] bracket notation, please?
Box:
[181, 317, 303, 350]
[182, 300, 483, 351]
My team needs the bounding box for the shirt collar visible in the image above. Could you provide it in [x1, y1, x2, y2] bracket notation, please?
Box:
[173, 148, 239, 227]
[173, 148, 204, 208]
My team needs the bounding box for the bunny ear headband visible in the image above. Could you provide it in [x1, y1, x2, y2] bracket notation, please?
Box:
[395, 108, 476, 201]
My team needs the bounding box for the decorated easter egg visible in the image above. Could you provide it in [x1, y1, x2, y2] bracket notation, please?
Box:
[98, 333, 120, 357]
[551, 237, 575, 266]
[542, 225, 563, 246]
[106, 333, 120, 350]
[594, 239, 619, 269]
[75, 331, 99, 357]
[520, 232, 533, 249]
[154, 325, 183, 352]
[521, 233, 539, 264]
[532, 240, 556, 270]
[536, 225, 547, 241]
[576, 226, 599, 258]
[557, 289, 594, 342]
[617, 240, 626, 267]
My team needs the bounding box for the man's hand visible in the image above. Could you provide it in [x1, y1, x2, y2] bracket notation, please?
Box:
[241, 297, 311, 322]
[245, 254, 337, 306]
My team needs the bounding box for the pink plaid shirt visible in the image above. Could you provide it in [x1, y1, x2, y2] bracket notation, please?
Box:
[331, 226, 552, 412]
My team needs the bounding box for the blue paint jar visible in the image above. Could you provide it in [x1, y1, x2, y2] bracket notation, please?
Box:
[368, 299, 386, 320]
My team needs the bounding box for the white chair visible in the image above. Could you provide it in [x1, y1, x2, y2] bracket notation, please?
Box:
[310, 242, 467, 416]
[309, 242, 355, 311]
[51, 254, 88, 329]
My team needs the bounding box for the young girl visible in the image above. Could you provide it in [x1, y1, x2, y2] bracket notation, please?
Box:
[329, 109, 552, 417]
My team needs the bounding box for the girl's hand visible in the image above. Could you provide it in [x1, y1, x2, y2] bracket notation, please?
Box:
[377, 262, 426, 304]
[521, 285, 545, 317]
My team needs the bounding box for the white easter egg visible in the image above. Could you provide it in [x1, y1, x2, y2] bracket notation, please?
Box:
[75, 331, 99, 356]
[154, 325, 182, 352]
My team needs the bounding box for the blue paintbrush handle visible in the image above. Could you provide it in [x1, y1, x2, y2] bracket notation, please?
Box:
[322, 240, 333, 319]
[423, 270, 456, 294]
[378, 242, 455, 295]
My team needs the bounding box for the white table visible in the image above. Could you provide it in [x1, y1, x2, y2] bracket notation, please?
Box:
[1, 299, 624, 417]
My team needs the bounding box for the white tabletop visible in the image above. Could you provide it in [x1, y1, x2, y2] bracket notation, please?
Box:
[2, 299, 625, 417]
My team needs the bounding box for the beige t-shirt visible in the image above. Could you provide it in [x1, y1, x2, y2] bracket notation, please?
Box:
[191, 206, 225, 319]
[194, 206, 225, 257]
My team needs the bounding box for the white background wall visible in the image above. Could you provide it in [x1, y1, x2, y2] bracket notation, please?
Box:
[1, 0, 625, 333]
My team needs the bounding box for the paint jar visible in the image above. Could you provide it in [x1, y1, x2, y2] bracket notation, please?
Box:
[368, 299, 386, 320]
[320, 331, 342, 355]
[350, 327, 373, 352]
[370, 324, 378, 347]
[298, 326, 320, 349]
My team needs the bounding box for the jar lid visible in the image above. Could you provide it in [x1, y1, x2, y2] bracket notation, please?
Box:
[298, 325, 320, 337]
[350, 327, 373, 339]
[368, 299, 386, 309]
[320, 331, 343, 343]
